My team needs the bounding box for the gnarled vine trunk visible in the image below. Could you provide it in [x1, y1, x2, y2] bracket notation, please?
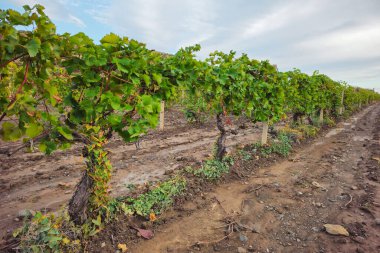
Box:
[292, 112, 303, 124]
[216, 113, 226, 160]
[68, 143, 112, 225]
[68, 146, 95, 225]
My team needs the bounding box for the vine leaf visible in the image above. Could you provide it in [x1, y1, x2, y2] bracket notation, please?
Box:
[25, 38, 41, 57]
[25, 123, 43, 138]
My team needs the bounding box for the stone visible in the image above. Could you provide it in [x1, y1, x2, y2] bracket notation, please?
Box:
[239, 233, 248, 243]
[351, 186, 358, 190]
[252, 224, 262, 233]
[375, 218, 380, 225]
[58, 182, 70, 188]
[247, 245, 255, 252]
[237, 247, 247, 253]
[213, 244, 220, 252]
[335, 238, 347, 244]
[164, 169, 174, 175]
[323, 224, 349, 236]
[18, 209, 35, 218]
[101, 242, 106, 247]
[352, 236, 365, 244]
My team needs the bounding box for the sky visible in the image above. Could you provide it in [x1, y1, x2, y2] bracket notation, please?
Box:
[2, 0, 380, 92]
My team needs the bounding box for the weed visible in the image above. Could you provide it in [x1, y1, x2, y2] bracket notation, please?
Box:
[239, 149, 252, 161]
[271, 133, 293, 156]
[119, 176, 187, 217]
[13, 210, 82, 253]
[279, 126, 303, 140]
[125, 183, 136, 191]
[189, 157, 234, 180]
[296, 125, 319, 138]
[254, 133, 294, 157]
[324, 116, 336, 127]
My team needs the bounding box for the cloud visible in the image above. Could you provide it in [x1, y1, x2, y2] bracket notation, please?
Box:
[295, 23, 380, 64]
[6, 0, 380, 91]
[87, 0, 218, 52]
[9, 0, 86, 28]
[242, 1, 318, 38]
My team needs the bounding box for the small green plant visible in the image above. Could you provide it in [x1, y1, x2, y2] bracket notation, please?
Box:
[310, 116, 322, 127]
[190, 157, 234, 180]
[324, 116, 336, 127]
[259, 133, 293, 157]
[297, 124, 319, 138]
[13, 211, 82, 253]
[271, 133, 293, 156]
[125, 183, 137, 191]
[183, 109, 206, 124]
[239, 149, 252, 161]
[119, 176, 187, 217]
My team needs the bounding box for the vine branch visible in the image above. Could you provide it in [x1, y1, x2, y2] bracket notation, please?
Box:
[0, 61, 30, 122]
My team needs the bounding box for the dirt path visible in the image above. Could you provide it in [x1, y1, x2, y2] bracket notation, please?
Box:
[129, 104, 380, 253]
[0, 108, 262, 237]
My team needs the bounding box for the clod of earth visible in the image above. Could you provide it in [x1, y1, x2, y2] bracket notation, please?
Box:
[323, 224, 350, 236]
[237, 247, 247, 253]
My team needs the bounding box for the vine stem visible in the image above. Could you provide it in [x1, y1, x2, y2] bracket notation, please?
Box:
[0, 61, 30, 122]
[0, 53, 27, 68]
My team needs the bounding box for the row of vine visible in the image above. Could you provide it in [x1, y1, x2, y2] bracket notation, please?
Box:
[1, 5, 379, 227]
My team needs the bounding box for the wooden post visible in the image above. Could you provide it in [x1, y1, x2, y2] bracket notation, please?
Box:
[319, 109, 323, 124]
[338, 90, 344, 115]
[159, 100, 165, 131]
[261, 122, 269, 145]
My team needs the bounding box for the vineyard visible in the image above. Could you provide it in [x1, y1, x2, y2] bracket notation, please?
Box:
[1, 5, 380, 253]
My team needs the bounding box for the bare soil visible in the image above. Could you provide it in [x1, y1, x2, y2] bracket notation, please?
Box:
[1, 104, 379, 253]
[88, 104, 380, 253]
[0, 107, 261, 237]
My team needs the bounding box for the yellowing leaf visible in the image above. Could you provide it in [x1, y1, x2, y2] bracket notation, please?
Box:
[53, 94, 62, 103]
[118, 243, 128, 252]
[149, 212, 157, 222]
[62, 237, 70, 245]
[26, 111, 35, 117]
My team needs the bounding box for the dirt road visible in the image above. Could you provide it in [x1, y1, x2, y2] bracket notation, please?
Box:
[128, 104, 380, 253]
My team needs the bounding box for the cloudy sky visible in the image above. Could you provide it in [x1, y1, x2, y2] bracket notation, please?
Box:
[2, 0, 380, 91]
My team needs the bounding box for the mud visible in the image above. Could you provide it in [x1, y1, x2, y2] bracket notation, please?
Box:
[0, 107, 263, 237]
[109, 104, 380, 253]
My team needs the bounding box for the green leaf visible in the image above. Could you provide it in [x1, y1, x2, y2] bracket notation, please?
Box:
[152, 73, 162, 84]
[25, 123, 43, 138]
[25, 38, 41, 57]
[38, 143, 47, 153]
[100, 33, 120, 44]
[0, 122, 23, 141]
[110, 96, 121, 110]
[39, 141, 57, 155]
[57, 126, 73, 140]
[142, 74, 151, 85]
[85, 87, 100, 98]
[124, 104, 133, 111]
[31, 245, 40, 253]
[108, 114, 122, 126]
